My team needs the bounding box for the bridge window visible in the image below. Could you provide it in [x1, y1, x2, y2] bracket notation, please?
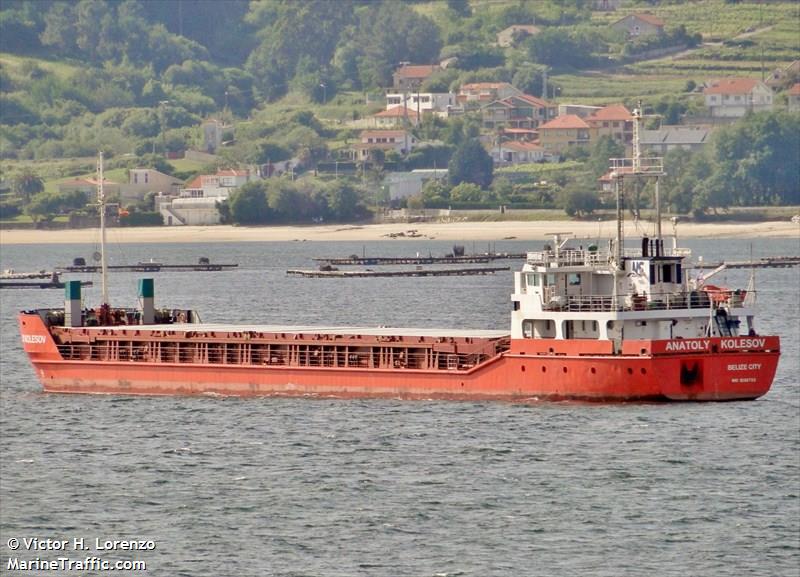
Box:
[525, 273, 540, 287]
[522, 320, 533, 338]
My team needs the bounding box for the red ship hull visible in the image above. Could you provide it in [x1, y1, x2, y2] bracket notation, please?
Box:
[19, 313, 779, 402]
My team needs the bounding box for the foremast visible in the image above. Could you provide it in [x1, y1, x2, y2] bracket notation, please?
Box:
[97, 151, 109, 306]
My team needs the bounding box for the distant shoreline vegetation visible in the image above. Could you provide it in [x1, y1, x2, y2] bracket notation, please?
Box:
[1, 0, 798, 225]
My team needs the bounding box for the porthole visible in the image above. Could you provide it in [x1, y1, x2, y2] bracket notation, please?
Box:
[627, 367, 633, 375]
[640, 368, 647, 375]
[562, 367, 568, 373]
[521, 365, 526, 372]
[541, 366, 547, 373]
[590, 367, 596, 374]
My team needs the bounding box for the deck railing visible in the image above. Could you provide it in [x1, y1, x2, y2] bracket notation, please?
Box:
[527, 247, 691, 268]
[541, 290, 752, 313]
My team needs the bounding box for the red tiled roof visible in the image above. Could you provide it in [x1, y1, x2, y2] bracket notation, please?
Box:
[787, 83, 800, 96]
[620, 12, 665, 27]
[502, 141, 543, 152]
[512, 93, 551, 108]
[587, 104, 633, 122]
[185, 176, 203, 188]
[394, 65, 438, 79]
[374, 106, 420, 118]
[539, 115, 590, 130]
[704, 78, 762, 95]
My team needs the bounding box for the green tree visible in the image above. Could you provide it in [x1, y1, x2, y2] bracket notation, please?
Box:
[448, 139, 493, 188]
[589, 135, 624, 178]
[267, 179, 303, 222]
[326, 180, 361, 221]
[526, 27, 596, 69]
[559, 182, 599, 217]
[421, 179, 450, 205]
[11, 169, 44, 202]
[343, 2, 442, 89]
[449, 182, 483, 202]
[246, 0, 355, 99]
[228, 181, 271, 224]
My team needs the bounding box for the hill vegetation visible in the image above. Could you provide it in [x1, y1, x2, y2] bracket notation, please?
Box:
[0, 0, 798, 226]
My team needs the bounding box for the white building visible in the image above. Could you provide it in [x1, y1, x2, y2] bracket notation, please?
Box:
[704, 78, 773, 118]
[385, 92, 457, 115]
[383, 169, 448, 200]
[159, 169, 257, 225]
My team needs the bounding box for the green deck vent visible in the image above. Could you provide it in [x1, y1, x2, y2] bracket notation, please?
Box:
[138, 278, 154, 298]
[65, 280, 82, 300]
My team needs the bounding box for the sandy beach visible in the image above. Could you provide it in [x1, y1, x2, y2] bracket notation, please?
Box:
[1, 220, 798, 245]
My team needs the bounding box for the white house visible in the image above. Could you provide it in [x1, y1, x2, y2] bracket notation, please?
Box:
[160, 169, 257, 225]
[611, 13, 665, 37]
[704, 78, 773, 118]
[383, 169, 448, 200]
[372, 105, 420, 128]
[491, 140, 547, 165]
[352, 130, 417, 161]
[179, 169, 254, 199]
[385, 92, 456, 115]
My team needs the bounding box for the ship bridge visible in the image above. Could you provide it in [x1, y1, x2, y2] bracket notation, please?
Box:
[510, 234, 754, 346]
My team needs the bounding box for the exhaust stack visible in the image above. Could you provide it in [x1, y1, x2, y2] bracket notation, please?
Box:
[138, 278, 155, 324]
[65, 280, 82, 327]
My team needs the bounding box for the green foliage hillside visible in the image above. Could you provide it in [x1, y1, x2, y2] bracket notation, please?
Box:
[1, 0, 798, 225]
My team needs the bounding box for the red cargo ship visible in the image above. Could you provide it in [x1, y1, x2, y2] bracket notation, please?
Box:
[17, 115, 781, 401]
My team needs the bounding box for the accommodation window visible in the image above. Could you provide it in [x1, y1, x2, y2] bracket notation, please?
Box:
[662, 264, 672, 283]
[522, 320, 533, 338]
[568, 273, 581, 286]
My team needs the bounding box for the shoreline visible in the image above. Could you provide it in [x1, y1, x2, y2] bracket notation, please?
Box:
[1, 220, 798, 244]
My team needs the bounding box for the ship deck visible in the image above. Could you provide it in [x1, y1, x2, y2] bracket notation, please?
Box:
[73, 323, 511, 340]
[46, 320, 512, 373]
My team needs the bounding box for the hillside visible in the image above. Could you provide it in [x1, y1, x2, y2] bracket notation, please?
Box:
[1, 0, 798, 226]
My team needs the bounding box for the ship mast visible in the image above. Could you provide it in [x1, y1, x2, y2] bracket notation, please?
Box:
[609, 101, 664, 307]
[97, 151, 109, 305]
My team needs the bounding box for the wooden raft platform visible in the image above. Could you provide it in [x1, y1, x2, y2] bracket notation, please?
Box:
[312, 253, 526, 266]
[287, 267, 511, 278]
[58, 262, 239, 273]
[692, 256, 800, 269]
[1, 279, 93, 290]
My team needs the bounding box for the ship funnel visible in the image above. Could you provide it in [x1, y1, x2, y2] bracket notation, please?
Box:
[138, 278, 155, 324]
[65, 280, 83, 327]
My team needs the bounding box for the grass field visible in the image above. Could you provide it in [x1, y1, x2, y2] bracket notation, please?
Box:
[0, 53, 82, 81]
